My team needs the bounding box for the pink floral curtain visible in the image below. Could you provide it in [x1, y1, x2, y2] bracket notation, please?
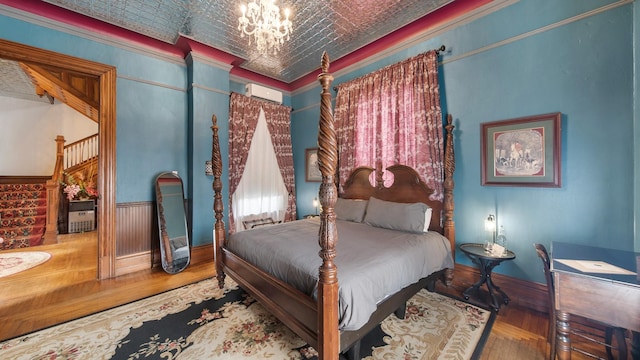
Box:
[228, 92, 296, 232]
[334, 50, 444, 200]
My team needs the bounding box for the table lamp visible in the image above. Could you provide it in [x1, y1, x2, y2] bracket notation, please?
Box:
[484, 214, 496, 252]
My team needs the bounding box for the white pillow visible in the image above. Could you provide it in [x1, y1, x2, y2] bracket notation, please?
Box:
[364, 196, 432, 233]
[422, 207, 433, 232]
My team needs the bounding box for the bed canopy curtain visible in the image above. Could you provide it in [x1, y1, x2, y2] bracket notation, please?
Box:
[334, 50, 444, 200]
[228, 92, 296, 233]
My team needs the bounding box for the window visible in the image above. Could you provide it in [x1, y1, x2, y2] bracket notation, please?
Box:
[231, 108, 288, 233]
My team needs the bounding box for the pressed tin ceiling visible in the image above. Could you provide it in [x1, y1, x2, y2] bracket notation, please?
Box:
[40, 0, 454, 83]
[0, 58, 48, 102]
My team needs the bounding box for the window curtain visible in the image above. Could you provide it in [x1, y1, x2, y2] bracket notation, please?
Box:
[228, 92, 296, 233]
[334, 50, 444, 200]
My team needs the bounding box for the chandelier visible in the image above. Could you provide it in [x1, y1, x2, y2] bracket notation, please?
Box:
[238, 0, 292, 55]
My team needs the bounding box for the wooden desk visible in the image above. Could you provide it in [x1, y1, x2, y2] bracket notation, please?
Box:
[551, 241, 640, 360]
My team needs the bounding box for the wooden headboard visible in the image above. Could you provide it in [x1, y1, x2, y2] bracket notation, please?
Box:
[341, 164, 445, 234]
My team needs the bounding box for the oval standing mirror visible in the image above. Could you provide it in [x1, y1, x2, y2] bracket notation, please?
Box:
[155, 172, 190, 273]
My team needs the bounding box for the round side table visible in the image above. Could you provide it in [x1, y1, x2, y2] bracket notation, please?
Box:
[459, 243, 516, 312]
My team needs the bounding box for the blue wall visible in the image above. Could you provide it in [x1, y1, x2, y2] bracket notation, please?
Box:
[0, 9, 295, 249]
[0, 12, 198, 243]
[291, 0, 638, 284]
[291, 89, 322, 217]
[1, 0, 637, 285]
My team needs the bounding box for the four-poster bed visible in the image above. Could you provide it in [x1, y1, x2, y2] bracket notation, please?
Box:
[211, 52, 456, 360]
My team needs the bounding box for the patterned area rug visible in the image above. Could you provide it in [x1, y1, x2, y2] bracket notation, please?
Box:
[0, 251, 51, 278]
[0, 278, 494, 360]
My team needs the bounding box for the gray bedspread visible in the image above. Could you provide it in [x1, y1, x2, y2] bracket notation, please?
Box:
[226, 217, 454, 331]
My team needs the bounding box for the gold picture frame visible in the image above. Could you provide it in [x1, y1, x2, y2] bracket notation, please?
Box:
[305, 148, 321, 182]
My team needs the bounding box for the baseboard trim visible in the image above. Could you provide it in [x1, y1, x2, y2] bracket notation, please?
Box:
[115, 252, 151, 277]
[115, 243, 214, 276]
[190, 243, 214, 264]
[442, 263, 548, 314]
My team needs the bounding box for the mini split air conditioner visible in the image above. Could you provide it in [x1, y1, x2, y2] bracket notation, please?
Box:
[245, 83, 283, 104]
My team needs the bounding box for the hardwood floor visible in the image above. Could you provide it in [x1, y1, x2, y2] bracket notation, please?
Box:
[435, 281, 550, 360]
[0, 236, 628, 359]
[0, 231, 213, 341]
[435, 281, 632, 360]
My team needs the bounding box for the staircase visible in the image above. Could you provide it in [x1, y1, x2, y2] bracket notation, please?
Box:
[0, 133, 98, 250]
[0, 182, 48, 250]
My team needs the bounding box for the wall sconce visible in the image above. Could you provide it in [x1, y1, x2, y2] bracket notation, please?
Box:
[205, 160, 213, 176]
[313, 197, 319, 215]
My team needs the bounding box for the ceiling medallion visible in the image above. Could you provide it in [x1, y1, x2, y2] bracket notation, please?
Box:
[238, 0, 292, 55]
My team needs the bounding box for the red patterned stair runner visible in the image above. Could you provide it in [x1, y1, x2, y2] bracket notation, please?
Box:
[0, 184, 47, 250]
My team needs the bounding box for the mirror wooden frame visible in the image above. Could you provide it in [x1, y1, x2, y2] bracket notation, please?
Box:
[155, 172, 190, 274]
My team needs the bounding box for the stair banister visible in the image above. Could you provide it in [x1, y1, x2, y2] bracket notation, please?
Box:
[64, 134, 99, 170]
[43, 135, 65, 244]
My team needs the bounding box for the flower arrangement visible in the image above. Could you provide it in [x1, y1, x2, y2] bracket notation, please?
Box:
[61, 171, 98, 201]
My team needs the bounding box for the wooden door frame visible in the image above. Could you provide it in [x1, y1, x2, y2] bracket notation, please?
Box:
[0, 38, 117, 279]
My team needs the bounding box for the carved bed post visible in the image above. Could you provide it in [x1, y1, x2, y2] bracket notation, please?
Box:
[211, 114, 226, 288]
[443, 114, 455, 246]
[443, 114, 456, 283]
[316, 52, 339, 360]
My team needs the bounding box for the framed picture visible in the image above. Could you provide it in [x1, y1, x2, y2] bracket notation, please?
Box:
[481, 112, 561, 187]
[305, 148, 322, 182]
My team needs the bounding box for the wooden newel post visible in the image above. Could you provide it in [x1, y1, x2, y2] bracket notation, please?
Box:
[316, 52, 340, 360]
[211, 114, 226, 288]
[44, 135, 66, 244]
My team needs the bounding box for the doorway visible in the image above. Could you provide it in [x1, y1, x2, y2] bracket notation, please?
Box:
[0, 38, 117, 279]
